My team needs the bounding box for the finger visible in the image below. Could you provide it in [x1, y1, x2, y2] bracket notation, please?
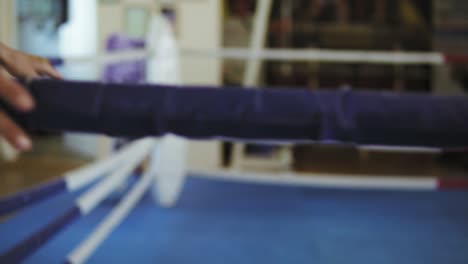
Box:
[36, 57, 63, 79]
[24, 71, 40, 83]
[0, 69, 35, 111]
[16, 68, 40, 83]
[0, 111, 32, 151]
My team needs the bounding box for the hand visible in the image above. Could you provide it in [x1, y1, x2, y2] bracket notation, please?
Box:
[0, 43, 62, 151]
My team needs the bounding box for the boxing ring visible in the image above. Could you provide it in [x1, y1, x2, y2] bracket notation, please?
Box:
[1, 73, 468, 263]
[2, 15, 468, 264]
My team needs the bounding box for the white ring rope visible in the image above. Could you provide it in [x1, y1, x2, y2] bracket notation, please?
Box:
[55, 47, 463, 66]
[182, 47, 446, 65]
[67, 159, 155, 264]
[76, 138, 153, 214]
[191, 169, 438, 191]
[64, 139, 153, 191]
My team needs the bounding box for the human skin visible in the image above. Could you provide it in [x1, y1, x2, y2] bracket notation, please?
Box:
[0, 42, 62, 151]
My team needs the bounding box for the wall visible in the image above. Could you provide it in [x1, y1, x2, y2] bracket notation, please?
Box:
[0, 0, 17, 47]
[176, 0, 223, 170]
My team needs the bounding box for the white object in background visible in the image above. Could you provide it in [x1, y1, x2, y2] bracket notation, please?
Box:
[58, 0, 97, 59]
[146, 14, 187, 207]
[153, 135, 187, 207]
[146, 15, 181, 84]
[58, 0, 98, 80]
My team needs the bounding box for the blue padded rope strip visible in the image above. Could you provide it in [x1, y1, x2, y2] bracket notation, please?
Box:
[5, 79, 468, 148]
[0, 179, 67, 217]
[0, 206, 81, 263]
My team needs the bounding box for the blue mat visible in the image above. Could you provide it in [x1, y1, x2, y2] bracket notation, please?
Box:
[1, 177, 468, 264]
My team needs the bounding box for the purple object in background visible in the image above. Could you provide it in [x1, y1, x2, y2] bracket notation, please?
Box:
[102, 33, 146, 84]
